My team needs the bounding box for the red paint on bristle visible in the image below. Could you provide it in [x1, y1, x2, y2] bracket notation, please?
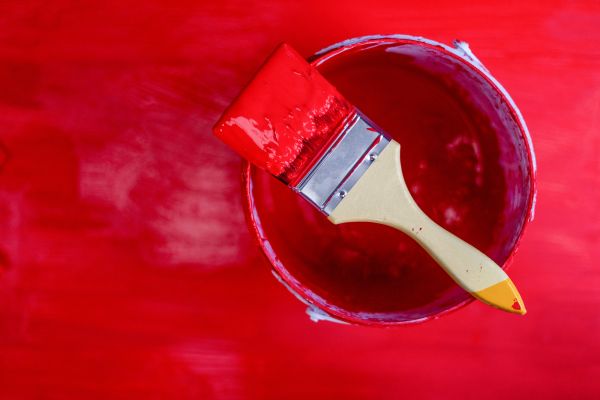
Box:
[213, 43, 355, 185]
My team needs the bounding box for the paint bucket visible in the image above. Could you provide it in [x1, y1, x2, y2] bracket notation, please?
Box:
[243, 35, 536, 325]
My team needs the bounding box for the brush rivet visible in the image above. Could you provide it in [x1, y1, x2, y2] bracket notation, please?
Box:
[369, 153, 378, 162]
[338, 190, 347, 198]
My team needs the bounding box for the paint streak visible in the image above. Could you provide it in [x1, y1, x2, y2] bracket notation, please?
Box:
[0, 1, 599, 399]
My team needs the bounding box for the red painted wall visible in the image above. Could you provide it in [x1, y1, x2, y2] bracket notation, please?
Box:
[0, 1, 598, 398]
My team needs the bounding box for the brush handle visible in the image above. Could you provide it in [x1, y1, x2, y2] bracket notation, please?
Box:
[328, 140, 525, 314]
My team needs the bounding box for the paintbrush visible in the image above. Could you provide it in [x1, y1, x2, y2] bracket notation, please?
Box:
[214, 43, 526, 315]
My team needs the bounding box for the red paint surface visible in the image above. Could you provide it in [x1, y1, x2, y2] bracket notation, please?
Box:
[0, 1, 599, 399]
[214, 44, 354, 184]
[248, 38, 534, 324]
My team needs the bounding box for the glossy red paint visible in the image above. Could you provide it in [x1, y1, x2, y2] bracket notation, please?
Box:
[0, 1, 599, 399]
[246, 38, 535, 324]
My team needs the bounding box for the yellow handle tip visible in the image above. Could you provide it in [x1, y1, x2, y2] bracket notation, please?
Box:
[473, 278, 526, 315]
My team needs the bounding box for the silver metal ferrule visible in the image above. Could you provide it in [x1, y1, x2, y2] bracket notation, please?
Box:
[293, 114, 390, 215]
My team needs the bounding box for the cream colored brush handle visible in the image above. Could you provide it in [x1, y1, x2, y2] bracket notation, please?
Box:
[328, 140, 525, 314]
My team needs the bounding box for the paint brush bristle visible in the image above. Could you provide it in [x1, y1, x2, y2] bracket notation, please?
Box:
[213, 43, 355, 185]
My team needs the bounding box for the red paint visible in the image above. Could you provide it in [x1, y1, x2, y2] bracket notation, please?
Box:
[214, 44, 354, 185]
[512, 299, 522, 311]
[1, 1, 599, 399]
[246, 38, 535, 324]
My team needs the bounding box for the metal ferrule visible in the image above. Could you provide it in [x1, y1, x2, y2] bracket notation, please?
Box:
[293, 114, 390, 215]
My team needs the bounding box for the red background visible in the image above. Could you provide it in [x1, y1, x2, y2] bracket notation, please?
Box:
[0, 1, 598, 398]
